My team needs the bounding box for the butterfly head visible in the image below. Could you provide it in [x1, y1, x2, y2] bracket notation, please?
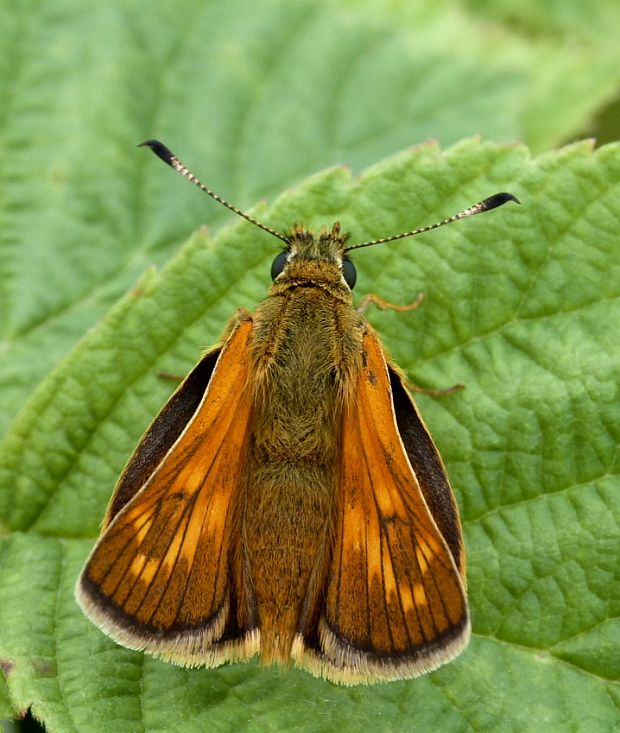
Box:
[270, 223, 357, 290]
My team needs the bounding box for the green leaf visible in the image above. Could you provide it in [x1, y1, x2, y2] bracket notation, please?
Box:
[461, 0, 620, 45]
[2, 0, 620, 441]
[1, 137, 619, 732]
[0, 668, 14, 721]
[2, 0, 620, 729]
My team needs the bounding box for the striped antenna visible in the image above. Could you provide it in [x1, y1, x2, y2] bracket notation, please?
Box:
[139, 139, 290, 245]
[344, 192, 520, 253]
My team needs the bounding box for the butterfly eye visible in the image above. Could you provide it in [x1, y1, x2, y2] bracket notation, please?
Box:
[271, 251, 288, 281]
[342, 258, 357, 289]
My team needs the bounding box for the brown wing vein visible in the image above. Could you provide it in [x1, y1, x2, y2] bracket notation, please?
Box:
[360, 436, 405, 649]
[120, 494, 193, 619]
[141, 494, 197, 624]
[411, 520, 453, 633]
[360, 382, 427, 652]
[96, 502, 156, 591]
[378, 531, 396, 651]
[363, 474, 374, 649]
[170, 450, 235, 627]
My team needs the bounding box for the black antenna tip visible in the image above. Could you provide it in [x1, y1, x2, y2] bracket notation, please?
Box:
[138, 139, 175, 168]
[483, 192, 521, 210]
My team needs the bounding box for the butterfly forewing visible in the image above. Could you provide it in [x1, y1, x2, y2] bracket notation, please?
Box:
[295, 327, 469, 684]
[77, 318, 257, 664]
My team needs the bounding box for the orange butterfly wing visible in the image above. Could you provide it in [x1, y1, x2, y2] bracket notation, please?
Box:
[76, 317, 258, 666]
[294, 326, 469, 684]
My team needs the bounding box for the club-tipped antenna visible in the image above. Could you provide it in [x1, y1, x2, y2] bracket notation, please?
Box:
[344, 192, 520, 253]
[141, 140, 519, 251]
[139, 139, 290, 245]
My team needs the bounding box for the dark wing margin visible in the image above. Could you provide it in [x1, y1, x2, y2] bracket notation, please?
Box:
[104, 345, 223, 525]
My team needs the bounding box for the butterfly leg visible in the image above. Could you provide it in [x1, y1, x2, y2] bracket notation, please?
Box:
[404, 379, 464, 397]
[356, 291, 425, 315]
[358, 292, 462, 397]
[158, 370, 184, 382]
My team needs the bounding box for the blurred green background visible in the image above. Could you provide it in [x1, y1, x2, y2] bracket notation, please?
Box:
[0, 0, 618, 436]
[1, 1, 619, 731]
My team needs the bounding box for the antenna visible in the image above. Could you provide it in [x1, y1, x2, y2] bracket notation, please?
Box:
[140, 140, 519, 252]
[139, 139, 290, 245]
[344, 192, 520, 253]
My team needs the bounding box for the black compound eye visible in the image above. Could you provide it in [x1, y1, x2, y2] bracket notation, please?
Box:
[342, 257, 357, 289]
[271, 251, 288, 280]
